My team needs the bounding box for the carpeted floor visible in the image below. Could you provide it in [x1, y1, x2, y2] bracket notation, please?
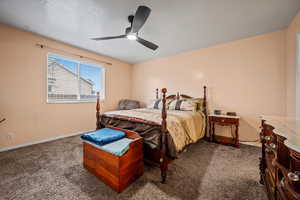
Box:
[0, 136, 267, 200]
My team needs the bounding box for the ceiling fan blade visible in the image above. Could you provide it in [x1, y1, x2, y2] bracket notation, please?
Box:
[137, 37, 158, 50]
[131, 6, 151, 33]
[91, 35, 126, 40]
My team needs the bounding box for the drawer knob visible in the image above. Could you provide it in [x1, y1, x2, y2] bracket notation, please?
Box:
[221, 119, 225, 122]
[265, 148, 271, 153]
[265, 136, 274, 141]
[288, 172, 300, 182]
[270, 143, 276, 149]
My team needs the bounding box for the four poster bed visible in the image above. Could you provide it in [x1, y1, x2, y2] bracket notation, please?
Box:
[95, 86, 208, 183]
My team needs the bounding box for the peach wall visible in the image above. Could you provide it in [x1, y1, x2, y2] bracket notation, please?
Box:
[286, 12, 300, 117]
[0, 25, 132, 149]
[132, 30, 287, 141]
[1, 16, 296, 149]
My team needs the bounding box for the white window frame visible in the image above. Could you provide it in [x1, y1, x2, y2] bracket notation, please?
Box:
[46, 53, 105, 103]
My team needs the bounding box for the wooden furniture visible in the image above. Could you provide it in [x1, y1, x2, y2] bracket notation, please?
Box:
[96, 86, 208, 183]
[209, 114, 240, 148]
[260, 116, 300, 200]
[83, 126, 143, 193]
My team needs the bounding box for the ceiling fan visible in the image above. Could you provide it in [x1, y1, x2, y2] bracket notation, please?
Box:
[91, 6, 158, 51]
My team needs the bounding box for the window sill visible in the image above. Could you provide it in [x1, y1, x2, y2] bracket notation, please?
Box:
[47, 99, 104, 104]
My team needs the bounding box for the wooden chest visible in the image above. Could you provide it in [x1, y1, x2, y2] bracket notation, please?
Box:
[83, 127, 144, 193]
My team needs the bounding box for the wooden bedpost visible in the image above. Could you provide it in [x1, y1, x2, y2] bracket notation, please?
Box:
[203, 86, 207, 114]
[160, 88, 168, 183]
[156, 88, 159, 99]
[96, 92, 101, 130]
[203, 86, 208, 139]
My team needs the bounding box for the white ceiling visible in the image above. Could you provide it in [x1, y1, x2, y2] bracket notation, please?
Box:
[0, 0, 299, 63]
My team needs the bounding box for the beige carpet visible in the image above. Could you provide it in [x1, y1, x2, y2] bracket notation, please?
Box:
[0, 136, 267, 200]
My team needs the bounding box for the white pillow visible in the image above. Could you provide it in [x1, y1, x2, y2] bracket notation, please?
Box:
[168, 99, 197, 111]
[180, 100, 197, 111]
[147, 99, 173, 109]
[160, 98, 175, 109]
[168, 99, 177, 110]
[147, 99, 161, 109]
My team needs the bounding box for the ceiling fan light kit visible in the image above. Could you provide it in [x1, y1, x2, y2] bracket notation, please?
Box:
[127, 33, 137, 40]
[91, 5, 158, 51]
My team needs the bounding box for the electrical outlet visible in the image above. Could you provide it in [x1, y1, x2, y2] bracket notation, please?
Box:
[0, 132, 14, 140]
[7, 133, 13, 140]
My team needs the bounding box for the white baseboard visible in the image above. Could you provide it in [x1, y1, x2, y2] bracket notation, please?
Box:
[0, 130, 94, 152]
[240, 141, 261, 147]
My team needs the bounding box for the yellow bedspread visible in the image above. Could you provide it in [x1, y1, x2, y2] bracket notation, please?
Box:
[104, 108, 206, 152]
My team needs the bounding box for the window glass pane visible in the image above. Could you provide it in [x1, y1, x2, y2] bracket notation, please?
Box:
[48, 55, 79, 101]
[79, 63, 102, 101]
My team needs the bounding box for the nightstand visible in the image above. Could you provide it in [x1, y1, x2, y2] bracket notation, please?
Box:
[208, 114, 240, 148]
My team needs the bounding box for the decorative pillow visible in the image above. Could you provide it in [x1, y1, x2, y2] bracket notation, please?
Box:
[180, 100, 197, 111]
[180, 97, 205, 112]
[193, 98, 205, 112]
[168, 99, 197, 111]
[168, 99, 178, 110]
[147, 99, 161, 109]
[159, 98, 174, 109]
[147, 99, 174, 109]
[118, 99, 140, 110]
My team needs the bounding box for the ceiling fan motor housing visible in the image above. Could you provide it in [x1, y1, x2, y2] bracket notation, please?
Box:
[128, 15, 134, 24]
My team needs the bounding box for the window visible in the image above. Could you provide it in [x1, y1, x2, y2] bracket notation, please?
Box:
[47, 54, 105, 103]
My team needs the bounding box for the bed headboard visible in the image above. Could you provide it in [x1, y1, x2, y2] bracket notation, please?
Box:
[155, 86, 207, 116]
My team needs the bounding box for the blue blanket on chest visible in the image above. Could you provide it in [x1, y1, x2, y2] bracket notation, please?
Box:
[80, 128, 125, 146]
[84, 138, 133, 156]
